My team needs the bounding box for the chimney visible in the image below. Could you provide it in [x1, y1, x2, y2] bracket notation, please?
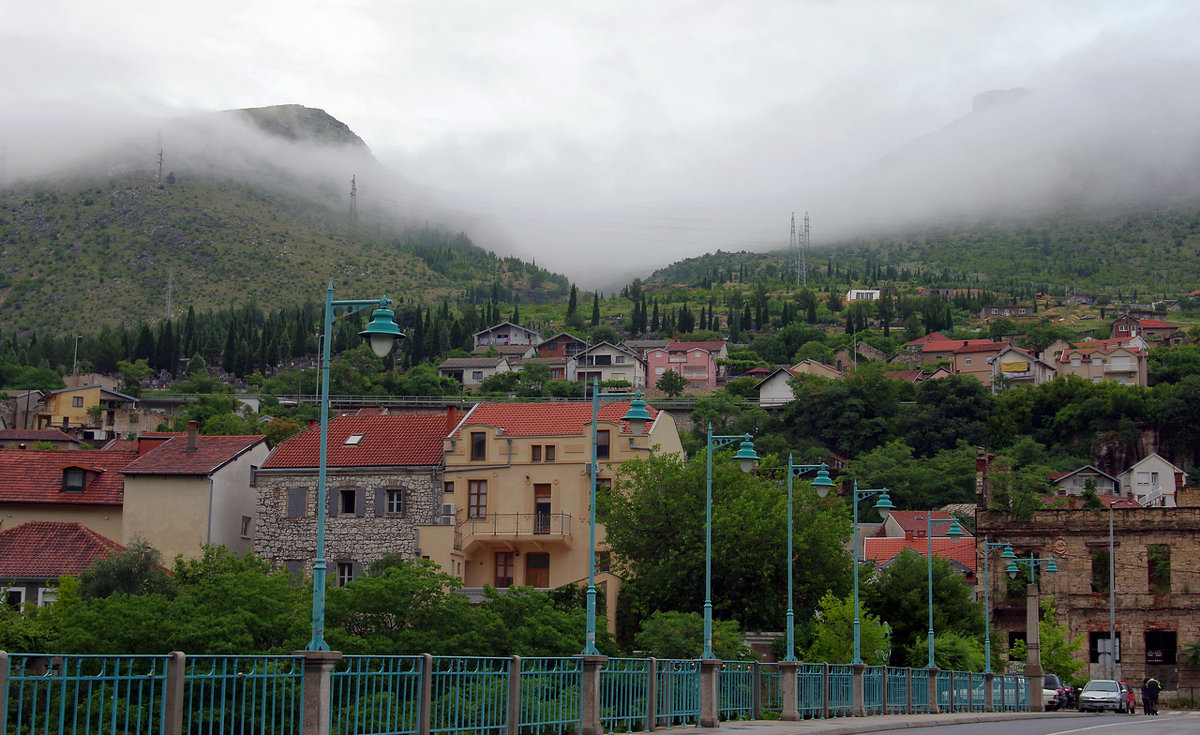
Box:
[187, 421, 199, 451]
[445, 406, 458, 434]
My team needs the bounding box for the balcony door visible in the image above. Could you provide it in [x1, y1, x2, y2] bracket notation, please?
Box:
[534, 484, 551, 534]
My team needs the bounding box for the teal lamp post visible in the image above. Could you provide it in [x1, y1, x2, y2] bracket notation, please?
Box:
[783, 459, 835, 661]
[1002, 543, 1058, 711]
[308, 281, 404, 651]
[702, 424, 759, 659]
[916, 512, 964, 668]
[979, 537, 1010, 674]
[817, 480, 892, 664]
[581, 378, 651, 656]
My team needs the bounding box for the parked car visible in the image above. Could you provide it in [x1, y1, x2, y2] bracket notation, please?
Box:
[1043, 673, 1066, 711]
[1120, 682, 1136, 713]
[1078, 679, 1125, 712]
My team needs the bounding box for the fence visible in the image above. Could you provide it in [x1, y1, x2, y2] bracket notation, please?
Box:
[1, 650, 1030, 735]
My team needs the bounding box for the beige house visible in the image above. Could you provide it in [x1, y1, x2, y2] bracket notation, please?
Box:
[430, 401, 684, 635]
[1118, 454, 1187, 508]
[120, 425, 269, 562]
[987, 345, 1057, 392]
[1056, 345, 1147, 386]
[0, 447, 138, 543]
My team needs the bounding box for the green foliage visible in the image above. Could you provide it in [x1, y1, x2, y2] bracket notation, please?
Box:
[804, 592, 890, 665]
[848, 440, 977, 510]
[902, 630, 985, 672]
[633, 610, 752, 660]
[77, 538, 175, 600]
[656, 369, 687, 397]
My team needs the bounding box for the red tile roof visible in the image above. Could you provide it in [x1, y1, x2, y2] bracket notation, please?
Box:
[1073, 339, 1143, 351]
[1137, 319, 1177, 329]
[904, 332, 949, 346]
[262, 412, 452, 469]
[0, 521, 123, 578]
[884, 370, 923, 383]
[451, 401, 660, 438]
[922, 339, 996, 354]
[122, 435, 267, 475]
[864, 537, 978, 573]
[0, 429, 75, 443]
[879, 510, 973, 536]
[666, 341, 725, 352]
[954, 341, 1006, 354]
[0, 449, 139, 505]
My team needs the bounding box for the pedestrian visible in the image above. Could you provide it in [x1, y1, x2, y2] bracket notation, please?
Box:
[1146, 676, 1162, 715]
[1140, 679, 1152, 715]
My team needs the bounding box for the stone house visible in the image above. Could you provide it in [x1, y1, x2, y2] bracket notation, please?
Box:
[254, 411, 455, 585]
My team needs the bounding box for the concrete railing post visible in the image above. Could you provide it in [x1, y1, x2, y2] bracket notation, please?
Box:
[699, 659, 721, 728]
[752, 662, 761, 720]
[580, 655, 607, 735]
[164, 652, 186, 735]
[852, 663, 866, 717]
[880, 665, 889, 715]
[779, 661, 800, 721]
[507, 656, 521, 735]
[821, 662, 830, 719]
[419, 653, 432, 735]
[646, 658, 658, 731]
[299, 650, 342, 735]
[906, 667, 913, 714]
[927, 667, 940, 714]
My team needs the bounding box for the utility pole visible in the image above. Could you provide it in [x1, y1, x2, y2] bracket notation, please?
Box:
[790, 212, 798, 287]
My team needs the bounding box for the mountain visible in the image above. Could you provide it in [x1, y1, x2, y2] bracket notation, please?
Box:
[0, 106, 568, 334]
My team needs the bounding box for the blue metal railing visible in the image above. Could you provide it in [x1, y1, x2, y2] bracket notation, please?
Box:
[599, 657, 647, 733]
[428, 656, 509, 734]
[886, 667, 909, 714]
[522, 657, 581, 735]
[936, 670, 953, 710]
[827, 664, 853, 718]
[862, 666, 884, 716]
[185, 655, 304, 735]
[758, 663, 781, 714]
[330, 655, 421, 735]
[718, 661, 755, 721]
[3, 653, 169, 735]
[910, 668, 930, 714]
[797, 663, 825, 719]
[655, 659, 700, 728]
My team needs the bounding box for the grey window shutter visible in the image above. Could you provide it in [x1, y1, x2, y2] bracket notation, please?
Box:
[355, 487, 366, 517]
[352, 561, 363, 581]
[374, 488, 386, 517]
[287, 487, 306, 517]
[284, 561, 303, 581]
[328, 488, 338, 517]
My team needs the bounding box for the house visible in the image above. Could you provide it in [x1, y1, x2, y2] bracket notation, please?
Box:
[978, 304, 1035, 320]
[844, 289, 880, 302]
[645, 341, 729, 389]
[1111, 316, 1186, 347]
[883, 368, 951, 384]
[864, 509, 977, 581]
[470, 344, 536, 362]
[1050, 465, 1121, 497]
[438, 357, 512, 389]
[437, 401, 684, 634]
[254, 411, 455, 585]
[33, 385, 143, 442]
[120, 423, 269, 562]
[1, 389, 42, 431]
[0, 521, 123, 608]
[1056, 345, 1147, 386]
[1118, 454, 1187, 508]
[620, 339, 671, 360]
[920, 338, 996, 367]
[0, 428, 79, 450]
[987, 345, 1057, 391]
[571, 342, 647, 388]
[473, 322, 542, 348]
[522, 356, 570, 382]
[756, 362, 845, 408]
[537, 332, 589, 359]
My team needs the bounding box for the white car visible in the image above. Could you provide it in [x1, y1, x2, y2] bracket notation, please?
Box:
[1043, 673, 1065, 710]
[1078, 679, 1125, 712]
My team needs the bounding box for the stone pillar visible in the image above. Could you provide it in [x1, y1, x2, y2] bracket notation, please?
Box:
[1024, 583, 1044, 713]
[646, 658, 658, 731]
[580, 655, 608, 735]
[948, 670, 956, 713]
[299, 650, 342, 735]
[419, 654, 433, 735]
[164, 652, 186, 735]
[507, 656, 521, 735]
[779, 661, 801, 721]
[927, 667, 940, 714]
[906, 667, 913, 714]
[699, 659, 721, 728]
[821, 662, 830, 720]
[985, 672, 994, 712]
[852, 663, 867, 717]
[880, 665, 889, 714]
[751, 662, 761, 720]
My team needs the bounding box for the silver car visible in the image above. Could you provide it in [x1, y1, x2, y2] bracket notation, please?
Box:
[1078, 679, 1125, 712]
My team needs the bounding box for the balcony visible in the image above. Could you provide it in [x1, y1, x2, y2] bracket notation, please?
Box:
[458, 512, 573, 553]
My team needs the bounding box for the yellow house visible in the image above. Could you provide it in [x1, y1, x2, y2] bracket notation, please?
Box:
[35, 385, 141, 442]
[426, 400, 683, 636]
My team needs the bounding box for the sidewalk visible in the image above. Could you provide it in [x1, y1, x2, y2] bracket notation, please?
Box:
[669, 711, 1112, 734]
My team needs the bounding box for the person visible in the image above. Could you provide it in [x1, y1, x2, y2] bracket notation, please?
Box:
[1140, 679, 1152, 715]
[1146, 676, 1162, 715]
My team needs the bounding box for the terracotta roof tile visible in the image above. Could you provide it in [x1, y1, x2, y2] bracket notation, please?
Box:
[666, 341, 725, 352]
[122, 435, 267, 475]
[1137, 319, 1177, 329]
[0, 429, 75, 443]
[881, 510, 974, 536]
[262, 412, 452, 469]
[864, 537, 978, 573]
[451, 401, 659, 438]
[0, 449, 139, 505]
[0, 521, 123, 578]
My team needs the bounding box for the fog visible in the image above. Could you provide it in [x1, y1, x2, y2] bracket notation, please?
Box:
[4, 2, 1200, 289]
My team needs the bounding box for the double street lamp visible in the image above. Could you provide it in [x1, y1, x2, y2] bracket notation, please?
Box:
[309, 281, 405, 651]
[702, 424, 759, 659]
[782, 458, 835, 661]
[1002, 545, 1059, 712]
[581, 378, 651, 656]
[979, 537, 1010, 674]
[913, 512, 964, 668]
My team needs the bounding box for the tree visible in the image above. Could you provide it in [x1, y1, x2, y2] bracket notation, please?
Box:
[1009, 596, 1085, 685]
[77, 538, 175, 600]
[804, 592, 890, 665]
[633, 610, 751, 660]
[117, 359, 153, 397]
[899, 375, 993, 458]
[656, 369, 687, 398]
[590, 292, 600, 327]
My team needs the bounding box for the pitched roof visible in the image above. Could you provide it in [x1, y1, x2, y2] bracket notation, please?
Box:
[1137, 319, 1178, 329]
[0, 449, 139, 505]
[0, 429, 75, 443]
[439, 357, 508, 369]
[122, 435, 267, 475]
[0, 521, 123, 578]
[880, 510, 973, 537]
[473, 322, 540, 338]
[864, 538, 977, 574]
[451, 401, 660, 438]
[262, 412, 452, 469]
[883, 370, 924, 383]
[954, 341, 1006, 354]
[903, 332, 949, 347]
[45, 385, 139, 402]
[665, 341, 725, 352]
[921, 339, 996, 354]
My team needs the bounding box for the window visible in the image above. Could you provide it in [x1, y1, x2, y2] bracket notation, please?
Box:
[72, 396, 84, 408]
[468, 480, 487, 519]
[531, 445, 555, 462]
[965, 357, 973, 366]
[340, 488, 357, 514]
[495, 552, 514, 588]
[544, 445, 555, 462]
[1148, 544, 1171, 594]
[471, 432, 486, 461]
[525, 552, 550, 587]
[444, 481, 454, 497]
[615, 355, 625, 363]
[344, 434, 364, 446]
[531, 445, 542, 462]
[472, 370, 484, 381]
[336, 562, 358, 587]
[1145, 631, 1176, 664]
[3, 587, 24, 609]
[1007, 632, 1026, 660]
[596, 430, 610, 460]
[386, 488, 405, 516]
[37, 587, 58, 607]
[331, 487, 364, 517]
[655, 367, 665, 375]
[287, 487, 307, 517]
[596, 551, 611, 573]
[1089, 631, 1121, 664]
[240, 516, 252, 538]
[63, 468, 85, 492]
[1090, 549, 1111, 594]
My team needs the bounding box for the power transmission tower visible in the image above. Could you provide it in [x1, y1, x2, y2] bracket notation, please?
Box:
[349, 175, 358, 235]
[801, 212, 812, 288]
[156, 131, 164, 182]
[790, 212, 799, 286]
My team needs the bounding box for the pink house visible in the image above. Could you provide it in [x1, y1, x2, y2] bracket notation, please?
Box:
[645, 341, 728, 389]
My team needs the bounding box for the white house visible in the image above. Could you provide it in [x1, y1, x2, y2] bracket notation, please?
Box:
[571, 342, 646, 388]
[844, 289, 880, 302]
[473, 323, 542, 348]
[1118, 454, 1187, 508]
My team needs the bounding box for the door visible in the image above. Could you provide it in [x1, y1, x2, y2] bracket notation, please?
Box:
[534, 484, 551, 533]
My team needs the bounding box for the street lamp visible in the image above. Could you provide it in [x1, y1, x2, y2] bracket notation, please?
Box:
[979, 537, 1010, 674]
[914, 512, 964, 668]
[308, 281, 404, 651]
[815, 479, 892, 664]
[72, 335, 82, 376]
[581, 378, 651, 656]
[782, 458, 835, 661]
[1002, 544, 1058, 712]
[702, 424, 759, 659]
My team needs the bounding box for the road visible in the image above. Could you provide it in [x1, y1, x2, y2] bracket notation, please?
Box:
[863, 713, 1200, 734]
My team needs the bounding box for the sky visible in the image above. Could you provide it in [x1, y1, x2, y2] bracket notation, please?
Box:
[4, 1, 1200, 288]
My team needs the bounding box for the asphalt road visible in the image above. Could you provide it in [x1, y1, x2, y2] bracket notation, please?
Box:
[675, 711, 1200, 735]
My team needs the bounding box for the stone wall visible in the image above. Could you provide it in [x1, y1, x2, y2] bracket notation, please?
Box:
[254, 468, 440, 577]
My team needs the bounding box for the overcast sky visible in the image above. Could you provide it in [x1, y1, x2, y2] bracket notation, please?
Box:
[5, 1, 1200, 287]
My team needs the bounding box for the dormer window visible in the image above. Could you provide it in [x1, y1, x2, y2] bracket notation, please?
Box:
[63, 468, 86, 492]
